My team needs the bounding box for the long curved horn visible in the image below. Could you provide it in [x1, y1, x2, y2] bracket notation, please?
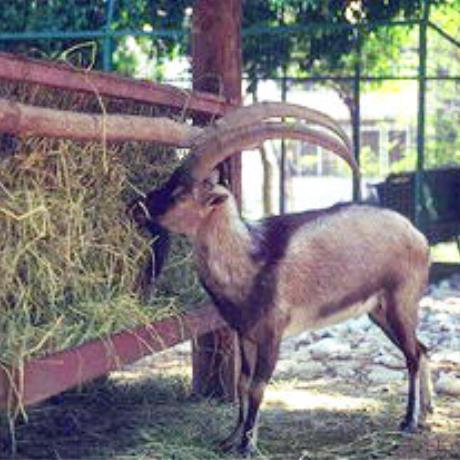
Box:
[212, 101, 352, 151]
[185, 119, 359, 181]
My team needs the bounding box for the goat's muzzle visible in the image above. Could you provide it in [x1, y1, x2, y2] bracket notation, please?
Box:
[128, 198, 171, 279]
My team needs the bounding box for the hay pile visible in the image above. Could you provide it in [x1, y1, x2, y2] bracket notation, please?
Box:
[0, 81, 205, 367]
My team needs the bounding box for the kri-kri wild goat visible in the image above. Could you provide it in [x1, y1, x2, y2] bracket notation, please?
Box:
[129, 102, 433, 455]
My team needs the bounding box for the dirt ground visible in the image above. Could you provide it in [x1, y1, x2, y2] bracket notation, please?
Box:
[1, 342, 459, 460]
[2, 274, 460, 459]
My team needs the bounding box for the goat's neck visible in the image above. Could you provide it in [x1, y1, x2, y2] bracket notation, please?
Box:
[194, 202, 256, 301]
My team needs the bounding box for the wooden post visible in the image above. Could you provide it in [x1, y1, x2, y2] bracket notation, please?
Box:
[191, 0, 242, 401]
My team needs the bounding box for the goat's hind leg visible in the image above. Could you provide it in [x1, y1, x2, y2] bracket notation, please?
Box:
[369, 292, 431, 433]
[418, 340, 434, 419]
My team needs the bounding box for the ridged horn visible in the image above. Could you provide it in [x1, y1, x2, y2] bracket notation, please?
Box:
[185, 117, 359, 181]
[214, 101, 352, 151]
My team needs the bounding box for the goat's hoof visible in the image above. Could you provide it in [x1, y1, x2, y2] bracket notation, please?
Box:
[237, 443, 256, 458]
[219, 441, 235, 453]
[219, 436, 239, 453]
[424, 403, 435, 415]
[415, 415, 432, 432]
[399, 419, 420, 434]
[418, 420, 432, 432]
[219, 441, 254, 457]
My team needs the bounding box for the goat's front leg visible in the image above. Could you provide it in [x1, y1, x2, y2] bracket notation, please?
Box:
[237, 328, 281, 456]
[220, 335, 257, 452]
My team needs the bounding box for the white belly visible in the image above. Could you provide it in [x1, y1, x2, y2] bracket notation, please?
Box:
[282, 293, 381, 338]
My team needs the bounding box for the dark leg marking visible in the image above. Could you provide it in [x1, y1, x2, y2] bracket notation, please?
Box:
[220, 336, 257, 452]
[237, 329, 282, 455]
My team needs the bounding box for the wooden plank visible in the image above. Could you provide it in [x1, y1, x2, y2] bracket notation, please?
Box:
[191, 0, 242, 402]
[0, 304, 225, 410]
[0, 98, 201, 145]
[0, 52, 231, 116]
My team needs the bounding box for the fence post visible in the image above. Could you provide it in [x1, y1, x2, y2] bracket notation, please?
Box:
[415, 0, 430, 228]
[191, 0, 242, 402]
[352, 25, 362, 201]
[103, 0, 115, 71]
[280, 67, 288, 214]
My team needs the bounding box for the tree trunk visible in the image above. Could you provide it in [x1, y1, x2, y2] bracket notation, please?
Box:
[192, 0, 242, 204]
[191, 0, 242, 402]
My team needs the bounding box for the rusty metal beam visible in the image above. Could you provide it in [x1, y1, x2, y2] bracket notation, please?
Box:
[0, 52, 231, 117]
[0, 98, 201, 145]
[0, 304, 225, 410]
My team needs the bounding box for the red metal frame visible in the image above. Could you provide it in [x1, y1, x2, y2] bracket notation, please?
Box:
[0, 304, 224, 410]
[0, 52, 231, 116]
[0, 46, 238, 412]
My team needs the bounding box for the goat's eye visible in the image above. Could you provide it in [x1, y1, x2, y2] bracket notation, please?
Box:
[203, 179, 214, 191]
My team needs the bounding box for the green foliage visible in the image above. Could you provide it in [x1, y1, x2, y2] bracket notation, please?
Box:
[359, 146, 380, 177]
[111, 0, 191, 78]
[242, 0, 433, 86]
[425, 2, 460, 168]
[0, 1, 106, 64]
[390, 149, 417, 173]
[0, 0, 192, 72]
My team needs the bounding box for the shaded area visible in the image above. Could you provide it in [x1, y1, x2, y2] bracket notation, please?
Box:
[0, 79, 206, 367]
[1, 365, 459, 460]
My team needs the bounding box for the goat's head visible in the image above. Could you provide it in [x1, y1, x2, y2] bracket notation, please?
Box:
[129, 102, 359, 277]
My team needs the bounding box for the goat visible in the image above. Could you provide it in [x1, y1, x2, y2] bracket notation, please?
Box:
[130, 102, 433, 455]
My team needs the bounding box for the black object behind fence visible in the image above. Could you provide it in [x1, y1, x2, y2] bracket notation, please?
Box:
[375, 167, 460, 245]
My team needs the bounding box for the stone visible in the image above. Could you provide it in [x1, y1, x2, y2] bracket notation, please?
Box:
[275, 359, 325, 380]
[439, 280, 451, 291]
[308, 338, 352, 360]
[275, 359, 297, 376]
[366, 366, 404, 384]
[429, 282, 457, 300]
[292, 330, 315, 350]
[431, 350, 460, 365]
[373, 353, 405, 370]
[435, 372, 460, 396]
[334, 363, 358, 379]
[290, 348, 314, 363]
[291, 361, 326, 379]
[449, 273, 460, 290]
[342, 316, 373, 334]
[173, 341, 192, 354]
[279, 339, 297, 358]
[432, 311, 456, 326]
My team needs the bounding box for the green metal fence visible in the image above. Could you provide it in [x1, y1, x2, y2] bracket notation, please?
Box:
[241, 3, 460, 220]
